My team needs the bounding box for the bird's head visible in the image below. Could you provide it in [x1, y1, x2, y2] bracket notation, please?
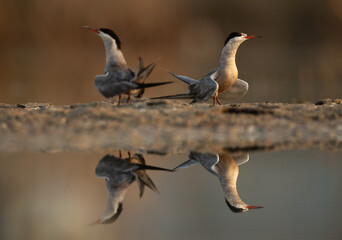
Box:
[89, 202, 124, 226]
[225, 198, 263, 213]
[83, 26, 121, 50]
[224, 32, 260, 46]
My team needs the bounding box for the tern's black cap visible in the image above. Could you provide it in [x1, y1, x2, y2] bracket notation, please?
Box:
[99, 28, 121, 49]
[224, 32, 242, 46]
[101, 203, 123, 224]
[225, 199, 245, 213]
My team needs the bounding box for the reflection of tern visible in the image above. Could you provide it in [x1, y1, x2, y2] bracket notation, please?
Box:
[174, 151, 262, 213]
[153, 32, 259, 105]
[83, 26, 172, 106]
[90, 154, 173, 225]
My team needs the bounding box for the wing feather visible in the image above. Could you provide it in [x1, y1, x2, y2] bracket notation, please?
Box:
[219, 79, 249, 100]
[190, 75, 218, 104]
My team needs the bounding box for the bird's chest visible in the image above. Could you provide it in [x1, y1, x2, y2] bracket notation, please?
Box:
[214, 68, 238, 93]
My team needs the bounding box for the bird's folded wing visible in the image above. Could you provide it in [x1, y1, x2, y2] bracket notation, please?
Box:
[95, 73, 136, 97]
[230, 152, 249, 165]
[219, 79, 249, 100]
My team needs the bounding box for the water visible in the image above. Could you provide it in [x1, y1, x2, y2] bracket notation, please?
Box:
[0, 150, 341, 240]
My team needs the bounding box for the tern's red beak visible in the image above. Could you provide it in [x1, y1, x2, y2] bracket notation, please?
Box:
[246, 205, 263, 209]
[244, 35, 257, 39]
[88, 218, 101, 226]
[244, 35, 261, 39]
[82, 26, 99, 34]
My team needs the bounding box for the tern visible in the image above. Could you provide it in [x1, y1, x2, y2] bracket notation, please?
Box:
[153, 32, 259, 105]
[90, 154, 173, 225]
[174, 151, 262, 213]
[83, 26, 172, 105]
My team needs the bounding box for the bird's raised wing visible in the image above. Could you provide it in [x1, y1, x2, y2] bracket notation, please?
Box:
[173, 159, 199, 171]
[188, 152, 219, 172]
[190, 75, 218, 104]
[203, 67, 218, 78]
[132, 57, 158, 84]
[168, 71, 198, 85]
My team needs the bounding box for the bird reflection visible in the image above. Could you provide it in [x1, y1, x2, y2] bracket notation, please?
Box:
[91, 153, 172, 225]
[174, 151, 262, 213]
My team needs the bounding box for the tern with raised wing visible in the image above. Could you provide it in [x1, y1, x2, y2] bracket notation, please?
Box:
[83, 26, 172, 105]
[174, 151, 262, 213]
[90, 154, 173, 225]
[153, 32, 259, 105]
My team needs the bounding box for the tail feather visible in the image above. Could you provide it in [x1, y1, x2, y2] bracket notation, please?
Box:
[136, 177, 146, 197]
[151, 93, 194, 100]
[135, 81, 173, 89]
[139, 62, 157, 80]
[136, 164, 174, 172]
[167, 72, 198, 85]
[134, 58, 145, 98]
[136, 57, 144, 76]
[136, 172, 160, 195]
[134, 57, 160, 83]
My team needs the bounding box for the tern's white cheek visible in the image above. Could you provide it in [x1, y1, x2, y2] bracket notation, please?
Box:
[229, 37, 245, 45]
[237, 36, 247, 43]
[100, 33, 118, 49]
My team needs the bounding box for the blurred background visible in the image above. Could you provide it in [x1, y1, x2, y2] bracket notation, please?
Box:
[0, 0, 341, 104]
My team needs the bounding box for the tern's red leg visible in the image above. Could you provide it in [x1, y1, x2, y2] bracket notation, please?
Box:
[216, 97, 222, 105]
[128, 151, 131, 158]
[119, 150, 122, 158]
[213, 96, 216, 106]
[118, 95, 122, 106]
[126, 95, 131, 103]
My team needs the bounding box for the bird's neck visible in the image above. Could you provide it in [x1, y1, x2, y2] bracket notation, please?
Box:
[223, 185, 246, 206]
[103, 39, 127, 70]
[218, 42, 240, 71]
[217, 157, 247, 208]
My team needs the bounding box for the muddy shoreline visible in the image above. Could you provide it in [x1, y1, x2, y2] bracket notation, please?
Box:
[0, 99, 341, 154]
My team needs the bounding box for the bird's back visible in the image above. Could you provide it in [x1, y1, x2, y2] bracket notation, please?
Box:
[95, 67, 136, 98]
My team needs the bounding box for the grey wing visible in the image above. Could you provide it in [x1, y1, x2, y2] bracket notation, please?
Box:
[188, 152, 219, 172]
[190, 75, 218, 104]
[97, 155, 140, 173]
[95, 73, 138, 98]
[203, 67, 218, 78]
[168, 72, 198, 85]
[219, 79, 249, 100]
[95, 154, 123, 178]
[173, 159, 199, 171]
[127, 68, 136, 82]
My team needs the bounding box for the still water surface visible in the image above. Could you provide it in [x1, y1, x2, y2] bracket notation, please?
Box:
[0, 150, 341, 240]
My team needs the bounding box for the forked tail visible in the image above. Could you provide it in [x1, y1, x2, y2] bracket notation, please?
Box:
[150, 93, 194, 100]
